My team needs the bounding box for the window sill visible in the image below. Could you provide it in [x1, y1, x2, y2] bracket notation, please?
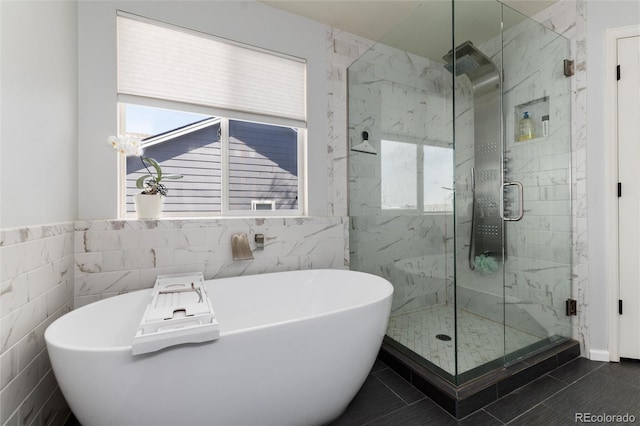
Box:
[74, 216, 346, 232]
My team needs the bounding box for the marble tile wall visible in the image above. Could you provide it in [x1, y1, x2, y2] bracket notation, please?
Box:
[496, 0, 588, 352]
[350, 215, 452, 315]
[326, 28, 374, 218]
[0, 223, 74, 426]
[343, 34, 457, 315]
[74, 217, 348, 307]
[532, 0, 589, 360]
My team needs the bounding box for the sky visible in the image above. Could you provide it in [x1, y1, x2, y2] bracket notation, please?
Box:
[124, 104, 209, 137]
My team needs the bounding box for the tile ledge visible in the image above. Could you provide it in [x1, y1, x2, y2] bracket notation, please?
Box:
[74, 216, 347, 231]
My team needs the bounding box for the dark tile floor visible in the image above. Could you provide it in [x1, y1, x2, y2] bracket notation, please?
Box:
[330, 357, 640, 425]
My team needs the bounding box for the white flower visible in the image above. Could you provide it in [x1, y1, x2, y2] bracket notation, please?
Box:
[108, 135, 143, 156]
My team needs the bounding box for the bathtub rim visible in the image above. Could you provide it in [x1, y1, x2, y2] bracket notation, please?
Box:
[45, 269, 393, 354]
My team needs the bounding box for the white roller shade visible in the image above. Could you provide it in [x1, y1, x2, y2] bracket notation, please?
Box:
[117, 14, 306, 125]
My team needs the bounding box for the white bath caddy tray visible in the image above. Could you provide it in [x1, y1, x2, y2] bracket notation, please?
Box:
[132, 272, 219, 355]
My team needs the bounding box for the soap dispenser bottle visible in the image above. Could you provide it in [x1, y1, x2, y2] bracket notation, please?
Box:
[518, 111, 535, 141]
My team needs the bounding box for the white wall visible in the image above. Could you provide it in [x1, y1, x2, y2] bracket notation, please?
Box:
[586, 0, 640, 354]
[0, 3, 77, 423]
[77, 0, 328, 219]
[0, 1, 78, 228]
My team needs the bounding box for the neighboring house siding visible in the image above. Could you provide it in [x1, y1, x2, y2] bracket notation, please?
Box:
[228, 120, 298, 210]
[126, 120, 298, 213]
[126, 124, 222, 213]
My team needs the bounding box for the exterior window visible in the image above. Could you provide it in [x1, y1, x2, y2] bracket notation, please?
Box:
[121, 104, 301, 216]
[116, 13, 306, 217]
[381, 139, 453, 213]
[423, 145, 453, 212]
[381, 140, 417, 210]
[228, 120, 298, 211]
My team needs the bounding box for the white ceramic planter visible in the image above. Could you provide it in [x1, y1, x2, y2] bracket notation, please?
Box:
[133, 194, 164, 219]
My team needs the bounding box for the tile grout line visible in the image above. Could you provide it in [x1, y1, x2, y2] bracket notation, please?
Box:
[480, 408, 506, 425]
[596, 361, 640, 390]
[548, 359, 607, 386]
[359, 399, 417, 426]
[501, 376, 570, 425]
[502, 364, 606, 425]
[360, 379, 457, 426]
[371, 373, 427, 407]
[484, 372, 572, 424]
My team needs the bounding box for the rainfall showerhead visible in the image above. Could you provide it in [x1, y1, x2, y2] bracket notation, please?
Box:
[443, 41, 494, 77]
[445, 55, 481, 76]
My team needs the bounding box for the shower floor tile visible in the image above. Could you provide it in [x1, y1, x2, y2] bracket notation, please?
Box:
[386, 305, 541, 375]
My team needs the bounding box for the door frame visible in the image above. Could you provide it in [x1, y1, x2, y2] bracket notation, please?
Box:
[606, 24, 640, 362]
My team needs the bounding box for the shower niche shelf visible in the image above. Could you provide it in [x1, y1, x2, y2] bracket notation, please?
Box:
[514, 96, 549, 142]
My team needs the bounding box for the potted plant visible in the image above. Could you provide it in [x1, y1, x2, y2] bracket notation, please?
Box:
[133, 157, 183, 219]
[108, 136, 182, 219]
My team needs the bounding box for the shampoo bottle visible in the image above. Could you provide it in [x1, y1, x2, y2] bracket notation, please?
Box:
[518, 111, 535, 141]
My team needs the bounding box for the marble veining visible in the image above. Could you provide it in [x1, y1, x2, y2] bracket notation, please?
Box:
[0, 222, 73, 425]
[73, 217, 348, 307]
[346, 33, 456, 320]
[326, 28, 375, 218]
[530, 0, 588, 355]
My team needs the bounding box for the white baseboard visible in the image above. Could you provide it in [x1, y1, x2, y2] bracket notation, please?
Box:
[589, 349, 610, 362]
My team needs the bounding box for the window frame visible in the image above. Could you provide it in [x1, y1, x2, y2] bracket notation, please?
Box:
[117, 100, 306, 219]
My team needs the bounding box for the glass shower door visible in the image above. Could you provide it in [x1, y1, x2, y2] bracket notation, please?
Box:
[501, 4, 573, 360]
[348, 1, 458, 380]
[451, 1, 573, 382]
[452, 0, 507, 382]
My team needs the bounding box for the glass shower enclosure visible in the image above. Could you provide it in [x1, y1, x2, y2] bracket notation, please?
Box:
[348, 0, 572, 385]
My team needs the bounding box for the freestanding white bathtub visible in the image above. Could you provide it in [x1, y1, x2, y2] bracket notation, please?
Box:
[45, 269, 393, 426]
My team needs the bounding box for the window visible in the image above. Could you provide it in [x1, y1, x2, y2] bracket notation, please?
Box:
[422, 145, 454, 212]
[381, 139, 453, 213]
[121, 104, 301, 216]
[116, 13, 306, 217]
[381, 140, 417, 210]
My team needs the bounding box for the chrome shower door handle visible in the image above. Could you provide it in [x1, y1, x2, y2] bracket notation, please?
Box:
[499, 181, 524, 221]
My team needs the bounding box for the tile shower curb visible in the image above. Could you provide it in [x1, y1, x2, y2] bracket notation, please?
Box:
[378, 338, 581, 419]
